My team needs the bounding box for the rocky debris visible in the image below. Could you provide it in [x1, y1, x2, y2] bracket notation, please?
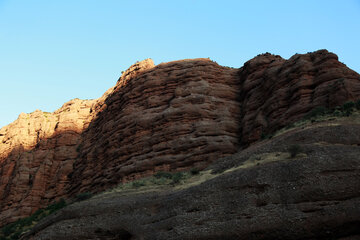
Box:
[0, 50, 360, 227]
[23, 122, 360, 240]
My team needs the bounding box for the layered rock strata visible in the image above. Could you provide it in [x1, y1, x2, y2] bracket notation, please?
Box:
[24, 122, 360, 240]
[0, 50, 360, 226]
[238, 50, 360, 143]
[0, 99, 95, 225]
[69, 58, 241, 194]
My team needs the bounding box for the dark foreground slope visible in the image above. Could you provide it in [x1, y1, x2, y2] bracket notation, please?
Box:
[22, 115, 360, 240]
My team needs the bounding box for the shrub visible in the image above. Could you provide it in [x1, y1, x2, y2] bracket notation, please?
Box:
[10, 231, 20, 240]
[75, 192, 93, 202]
[333, 109, 343, 117]
[261, 132, 266, 140]
[171, 172, 185, 184]
[190, 168, 200, 175]
[131, 180, 145, 188]
[46, 198, 66, 213]
[342, 101, 355, 111]
[1, 223, 16, 236]
[153, 171, 186, 184]
[150, 177, 167, 185]
[341, 101, 355, 116]
[344, 109, 352, 116]
[288, 145, 302, 158]
[261, 132, 273, 140]
[154, 171, 173, 179]
[304, 106, 328, 119]
[355, 99, 360, 110]
[0, 199, 67, 239]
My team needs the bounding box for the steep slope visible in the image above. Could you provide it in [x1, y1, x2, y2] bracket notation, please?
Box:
[0, 50, 359, 228]
[69, 58, 242, 194]
[23, 116, 360, 240]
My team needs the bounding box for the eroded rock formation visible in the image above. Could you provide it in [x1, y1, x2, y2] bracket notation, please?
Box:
[0, 50, 360, 227]
[69, 58, 241, 194]
[24, 122, 360, 240]
[238, 50, 360, 143]
[0, 99, 96, 224]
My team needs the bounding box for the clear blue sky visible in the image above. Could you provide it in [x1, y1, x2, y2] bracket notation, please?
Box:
[0, 0, 359, 128]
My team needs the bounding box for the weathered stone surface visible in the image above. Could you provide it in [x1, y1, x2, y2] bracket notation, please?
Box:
[238, 50, 360, 143]
[69, 50, 360, 195]
[0, 50, 360, 228]
[0, 99, 96, 225]
[23, 122, 360, 240]
[69, 58, 241, 194]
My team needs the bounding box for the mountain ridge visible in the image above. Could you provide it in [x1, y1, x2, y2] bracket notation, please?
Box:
[0, 49, 359, 230]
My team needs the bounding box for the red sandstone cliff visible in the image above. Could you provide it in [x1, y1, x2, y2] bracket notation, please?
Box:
[0, 50, 360, 226]
[69, 58, 241, 194]
[0, 99, 96, 224]
[238, 50, 360, 143]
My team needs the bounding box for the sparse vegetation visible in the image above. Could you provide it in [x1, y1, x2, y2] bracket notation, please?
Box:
[304, 101, 359, 120]
[96, 170, 204, 198]
[190, 168, 200, 175]
[154, 171, 173, 179]
[342, 101, 355, 111]
[342, 101, 355, 116]
[261, 132, 266, 140]
[131, 180, 146, 188]
[264, 100, 360, 140]
[304, 106, 329, 119]
[288, 144, 302, 158]
[261, 132, 274, 140]
[75, 192, 93, 202]
[356, 99, 360, 110]
[0, 199, 66, 239]
[153, 171, 186, 184]
[170, 172, 185, 184]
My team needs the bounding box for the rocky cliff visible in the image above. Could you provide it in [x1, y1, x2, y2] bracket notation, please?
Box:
[69, 58, 242, 195]
[23, 120, 360, 240]
[0, 49, 360, 227]
[238, 50, 360, 143]
[0, 99, 96, 225]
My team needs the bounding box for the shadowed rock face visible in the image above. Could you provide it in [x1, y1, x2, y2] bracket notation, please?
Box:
[69, 58, 242, 194]
[23, 123, 360, 240]
[238, 50, 360, 143]
[0, 50, 360, 227]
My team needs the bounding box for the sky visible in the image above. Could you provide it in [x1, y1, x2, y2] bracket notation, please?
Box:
[0, 0, 359, 128]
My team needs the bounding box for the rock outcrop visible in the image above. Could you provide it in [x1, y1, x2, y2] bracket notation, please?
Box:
[23, 121, 360, 240]
[0, 50, 360, 227]
[0, 99, 96, 225]
[69, 50, 360, 194]
[69, 58, 241, 194]
[238, 50, 360, 143]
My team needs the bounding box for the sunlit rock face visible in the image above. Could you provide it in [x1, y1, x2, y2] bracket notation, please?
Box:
[1, 50, 360, 226]
[0, 98, 96, 225]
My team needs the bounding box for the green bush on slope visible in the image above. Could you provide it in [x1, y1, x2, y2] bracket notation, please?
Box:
[0, 199, 66, 240]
